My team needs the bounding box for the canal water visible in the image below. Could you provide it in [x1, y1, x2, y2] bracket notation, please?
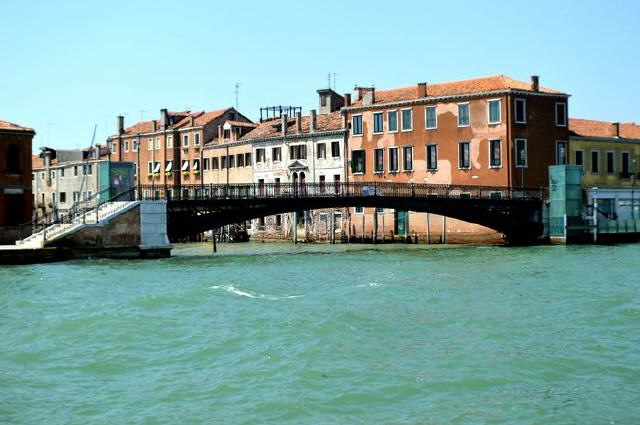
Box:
[1, 243, 639, 424]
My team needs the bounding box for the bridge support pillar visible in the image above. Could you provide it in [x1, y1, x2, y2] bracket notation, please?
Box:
[373, 210, 378, 244]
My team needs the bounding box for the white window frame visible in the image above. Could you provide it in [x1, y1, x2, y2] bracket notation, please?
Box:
[374, 148, 384, 174]
[489, 139, 502, 168]
[555, 102, 567, 127]
[147, 138, 153, 151]
[352, 114, 363, 136]
[556, 140, 568, 165]
[457, 102, 470, 127]
[124, 140, 129, 152]
[515, 138, 528, 168]
[351, 149, 366, 175]
[387, 110, 398, 133]
[400, 108, 413, 132]
[458, 141, 471, 169]
[194, 132, 201, 146]
[515, 98, 527, 124]
[155, 137, 161, 150]
[606, 150, 615, 174]
[388, 147, 399, 173]
[372, 112, 384, 135]
[402, 145, 414, 172]
[426, 144, 438, 171]
[132, 139, 139, 152]
[182, 134, 189, 148]
[425, 106, 437, 130]
[487, 99, 501, 125]
[166, 135, 173, 149]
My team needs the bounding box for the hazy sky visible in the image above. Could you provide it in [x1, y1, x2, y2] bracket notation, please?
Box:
[1, 0, 638, 149]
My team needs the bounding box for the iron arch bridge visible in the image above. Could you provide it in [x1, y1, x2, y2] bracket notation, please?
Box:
[138, 182, 547, 244]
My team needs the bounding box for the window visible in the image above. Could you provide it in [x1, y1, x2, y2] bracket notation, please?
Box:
[591, 151, 599, 173]
[212, 157, 219, 170]
[203, 158, 210, 170]
[556, 141, 567, 165]
[182, 134, 189, 147]
[331, 141, 340, 158]
[193, 159, 200, 172]
[182, 159, 190, 172]
[245, 153, 251, 166]
[425, 106, 437, 129]
[223, 129, 231, 139]
[352, 115, 363, 136]
[132, 140, 138, 152]
[351, 150, 366, 174]
[401, 109, 413, 131]
[147, 161, 154, 174]
[515, 139, 527, 168]
[317, 143, 326, 159]
[73, 191, 80, 202]
[458, 141, 470, 169]
[51, 171, 56, 179]
[488, 99, 501, 124]
[458, 103, 470, 127]
[87, 164, 92, 175]
[165, 160, 173, 173]
[194, 133, 200, 146]
[155, 137, 161, 150]
[389, 147, 399, 172]
[622, 152, 631, 176]
[515, 98, 527, 124]
[166, 136, 173, 149]
[374, 148, 384, 173]
[73, 165, 78, 176]
[124, 140, 129, 152]
[275, 214, 282, 228]
[606, 151, 615, 174]
[355, 206, 364, 214]
[272, 147, 282, 162]
[60, 168, 65, 177]
[575, 150, 584, 167]
[228, 155, 235, 168]
[60, 192, 66, 204]
[373, 112, 384, 134]
[111, 142, 117, 153]
[555, 102, 567, 127]
[237, 154, 244, 167]
[387, 111, 398, 132]
[490, 140, 501, 167]
[40, 172, 44, 180]
[147, 138, 153, 151]
[402, 146, 413, 171]
[256, 148, 266, 163]
[290, 145, 307, 160]
[427, 144, 437, 170]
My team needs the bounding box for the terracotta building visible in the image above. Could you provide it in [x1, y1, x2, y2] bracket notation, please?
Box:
[108, 108, 252, 193]
[0, 119, 35, 244]
[341, 75, 570, 242]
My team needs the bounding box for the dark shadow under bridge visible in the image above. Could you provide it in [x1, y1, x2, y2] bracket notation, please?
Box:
[138, 182, 547, 244]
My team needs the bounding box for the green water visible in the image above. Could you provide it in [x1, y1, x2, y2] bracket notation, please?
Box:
[1, 243, 639, 424]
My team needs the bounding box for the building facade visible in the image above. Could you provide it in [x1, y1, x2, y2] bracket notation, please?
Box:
[240, 92, 349, 241]
[341, 75, 570, 242]
[0, 119, 35, 244]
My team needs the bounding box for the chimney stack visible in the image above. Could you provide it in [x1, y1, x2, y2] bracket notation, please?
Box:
[531, 75, 540, 92]
[281, 113, 288, 136]
[160, 108, 169, 129]
[295, 111, 302, 133]
[344, 93, 352, 107]
[310, 109, 317, 133]
[417, 82, 427, 98]
[613, 122, 620, 137]
[362, 87, 375, 105]
[152, 120, 157, 132]
[354, 86, 363, 101]
[117, 115, 124, 135]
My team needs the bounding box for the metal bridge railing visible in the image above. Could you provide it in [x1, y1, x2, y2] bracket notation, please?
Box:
[137, 182, 545, 202]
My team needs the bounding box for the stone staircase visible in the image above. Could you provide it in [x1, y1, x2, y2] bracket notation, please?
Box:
[16, 200, 138, 248]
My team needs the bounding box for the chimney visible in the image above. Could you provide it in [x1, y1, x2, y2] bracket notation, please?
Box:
[613, 122, 620, 137]
[344, 93, 352, 107]
[117, 115, 124, 135]
[295, 111, 302, 133]
[362, 87, 375, 106]
[281, 113, 288, 136]
[310, 109, 317, 133]
[160, 108, 169, 129]
[151, 120, 157, 132]
[531, 75, 540, 92]
[189, 116, 194, 127]
[417, 82, 427, 98]
[354, 86, 363, 101]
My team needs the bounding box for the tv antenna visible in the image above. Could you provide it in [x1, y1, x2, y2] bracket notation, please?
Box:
[235, 83, 241, 110]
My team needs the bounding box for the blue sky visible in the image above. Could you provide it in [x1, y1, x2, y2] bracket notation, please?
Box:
[1, 0, 638, 149]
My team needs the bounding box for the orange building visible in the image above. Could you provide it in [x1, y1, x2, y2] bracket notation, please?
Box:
[341, 75, 570, 242]
[0, 119, 35, 243]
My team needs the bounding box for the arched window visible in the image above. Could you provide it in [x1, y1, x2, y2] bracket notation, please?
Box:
[6, 144, 21, 173]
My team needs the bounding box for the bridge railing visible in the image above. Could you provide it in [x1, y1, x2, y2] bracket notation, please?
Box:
[137, 183, 545, 201]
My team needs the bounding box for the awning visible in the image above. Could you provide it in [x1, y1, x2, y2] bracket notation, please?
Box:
[193, 160, 199, 171]
[153, 162, 161, 173]
[182, 160, 190, 171]
[165, 160, 173, 172]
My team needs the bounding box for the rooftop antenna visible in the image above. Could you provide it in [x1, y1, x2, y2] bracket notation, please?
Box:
[327, 72, 331, 88]
[140, 110, 147, 121]
[46, 123, 53, 146]
[234, 83, 240, 110]
[332, 73, 339, 91]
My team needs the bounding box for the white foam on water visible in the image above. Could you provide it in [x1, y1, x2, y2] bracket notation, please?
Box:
[355, 282, 382, 288]
[210, 285, 303, 300]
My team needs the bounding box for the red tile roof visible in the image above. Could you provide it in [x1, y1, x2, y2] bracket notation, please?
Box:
[241, 112, 344, 140]
[120, 108, 234, 135]
[351, 75, 565, 107]
[570, 119, 640, 140]
[0, 119, 34, 132]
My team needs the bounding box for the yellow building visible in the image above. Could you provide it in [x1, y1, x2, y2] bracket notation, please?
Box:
[569, 119, 640, 188]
